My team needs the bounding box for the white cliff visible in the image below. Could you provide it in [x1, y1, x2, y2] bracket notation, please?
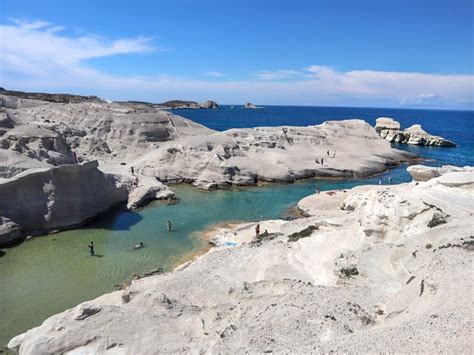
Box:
[0, 161, 129, 246]
[9, 167, 474, 353]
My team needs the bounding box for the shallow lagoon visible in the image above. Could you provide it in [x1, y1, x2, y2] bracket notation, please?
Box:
[0, 165, 411, 349]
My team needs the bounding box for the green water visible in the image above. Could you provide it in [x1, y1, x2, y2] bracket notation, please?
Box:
[0, 166, 411, 349]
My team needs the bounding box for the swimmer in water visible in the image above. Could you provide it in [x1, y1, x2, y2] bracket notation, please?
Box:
[132, 242, 144, 250]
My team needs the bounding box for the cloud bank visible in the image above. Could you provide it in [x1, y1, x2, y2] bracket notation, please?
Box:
[1, 20, 472, 108]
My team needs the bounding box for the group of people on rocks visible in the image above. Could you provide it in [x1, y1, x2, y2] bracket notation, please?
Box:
[315, 150, 336, 165]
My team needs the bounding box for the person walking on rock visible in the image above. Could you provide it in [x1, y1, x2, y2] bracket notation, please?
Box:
[88, 241, 95, 256]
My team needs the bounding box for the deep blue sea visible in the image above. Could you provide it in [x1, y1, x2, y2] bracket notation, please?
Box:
[172, 105, 474, 167]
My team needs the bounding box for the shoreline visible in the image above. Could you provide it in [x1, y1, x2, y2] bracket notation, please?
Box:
[8, 165, 473, 353]
[0, 157, 419, 249]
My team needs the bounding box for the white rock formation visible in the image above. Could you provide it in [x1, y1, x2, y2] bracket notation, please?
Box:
[137, 120, 414, 189]
[0, 95, 414, 242]
[9, 167, 473, 353]
[374, 117, 401, 132]
[375, 117, 456, 146]
[407, 164, 473, 181]
[0, 161, 129, 246]
[126, 175, 175, 210]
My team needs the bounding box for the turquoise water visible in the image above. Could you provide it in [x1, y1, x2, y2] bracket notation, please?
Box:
[0, 166, 410, 350]
[1, 105, 473, 350]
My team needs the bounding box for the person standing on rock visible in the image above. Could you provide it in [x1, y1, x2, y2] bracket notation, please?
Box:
[321, 158, 324, 165]
[327, 150, 330, 157]
[88, 241, 95, 257]
[333, 151, 336, 158]
[255, 224, 260, 237]
[131, 167, 134, 175]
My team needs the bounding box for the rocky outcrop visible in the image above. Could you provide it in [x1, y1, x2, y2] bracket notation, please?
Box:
[375, 117, 456, 146]
[157, 100, 220, 109]
[9, 167, 473, 353]
[137, 120, 415, 189]
[374, 117, 401, 133]
[126, 175, 175, 210]
[159, 100, 201, 109]
[243, 102, 257, 109]
[407, 164, 473, 181]
[0, 88, 103, 104]
[199, 100, 220, 109]
[0, 161, 129, 246]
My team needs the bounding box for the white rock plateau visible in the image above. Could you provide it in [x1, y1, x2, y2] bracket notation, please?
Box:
[9, 167, 474, 354]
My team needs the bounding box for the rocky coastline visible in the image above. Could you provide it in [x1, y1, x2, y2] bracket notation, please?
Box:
[0, 92, 417, 246]
[8, 166, 473, 353]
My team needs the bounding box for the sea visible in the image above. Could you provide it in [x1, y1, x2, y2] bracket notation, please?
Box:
[1, 105, 472, 350]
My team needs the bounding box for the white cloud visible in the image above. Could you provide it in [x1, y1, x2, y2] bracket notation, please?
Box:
[1, 19, 473, 109]
[207, 71, 225, 77]
[0, 19, 155, 76]
[255, 69, 305, 80]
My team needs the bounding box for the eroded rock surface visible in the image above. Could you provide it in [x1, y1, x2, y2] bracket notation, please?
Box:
[375, 117, 456, 146]
[9, 167, 473, 353]
[408, 164, 473, 181]
[0, 161, 129, 246]
[0, 94, 414, 242]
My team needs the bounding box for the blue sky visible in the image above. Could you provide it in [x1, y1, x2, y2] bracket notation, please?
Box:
[0, 0, 473, 108]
